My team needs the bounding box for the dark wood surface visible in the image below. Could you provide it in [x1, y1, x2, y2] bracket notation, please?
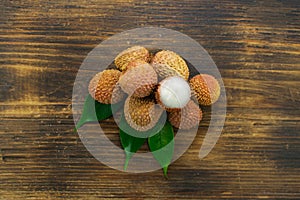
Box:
[1, 0, 299, 199]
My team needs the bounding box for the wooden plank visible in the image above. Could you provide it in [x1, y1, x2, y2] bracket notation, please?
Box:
[0, 0, 300, 199]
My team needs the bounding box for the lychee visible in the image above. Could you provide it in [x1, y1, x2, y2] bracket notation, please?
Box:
[168, 100, 202, 129]
[151, 50, 189, 80]
[156, 76, 191, 110]
[124, 96, 164, 132]
[189, 74, 220, 106]
[151, 63, 182, 81]
[118, 63, 157, 98]
[114, 46, 150, 71]
[88, 69, 125, 104]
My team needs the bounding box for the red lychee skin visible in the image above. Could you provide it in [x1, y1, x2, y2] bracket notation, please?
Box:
[151, 63, 181, 81]
[151, 50, 189, 80]
[125, 60, 149, 71]
[189, 74, 220, 106]
[114, 46, 150, 71]
[88, 69, 125, 104]
[168, 100, 202, 130]
[118, 63, 157, 98]
[124, 96, 164, 132]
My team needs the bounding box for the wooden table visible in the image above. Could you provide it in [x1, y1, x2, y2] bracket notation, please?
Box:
[1, 0, 299, 199]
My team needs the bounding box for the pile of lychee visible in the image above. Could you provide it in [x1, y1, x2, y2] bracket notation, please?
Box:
[88, 46, 220, 133]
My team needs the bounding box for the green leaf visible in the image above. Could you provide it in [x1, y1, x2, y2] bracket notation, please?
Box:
[75, 94, 123, 130]
[119, 112, 167, 170]
[148, 121, 174, 178]
[119, 129, 146, 171]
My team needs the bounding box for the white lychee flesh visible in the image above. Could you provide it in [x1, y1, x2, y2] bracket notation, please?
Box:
[158, 76, 191, 109]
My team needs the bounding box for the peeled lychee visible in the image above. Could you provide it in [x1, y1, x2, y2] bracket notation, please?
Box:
[151, 50, 189, 80]
[168, 100, 202, 129]
[189, 74, 220, 106]
[156, 76, 191, 110]
[88, 69, 125, 104]
[118, 63, 157, 98]
[114, 46, 150, 71]
[124, 96, 164, 132]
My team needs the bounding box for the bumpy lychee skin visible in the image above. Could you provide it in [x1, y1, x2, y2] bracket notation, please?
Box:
[124, 96, 164, 132]
[168, 100, 202, 129]
[118, 63, 157, 98]
[114, 46, 150, 71]
[151, 50, 189, 80]
[156, 76, 191, 110]
[189, 74, 221, 106]
[152, 63, 181, 81]
[88, 69, 125, 104]
[126, 59, 149, 71]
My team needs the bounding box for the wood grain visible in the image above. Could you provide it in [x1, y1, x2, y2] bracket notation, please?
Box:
[1, 0, 299, 199]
